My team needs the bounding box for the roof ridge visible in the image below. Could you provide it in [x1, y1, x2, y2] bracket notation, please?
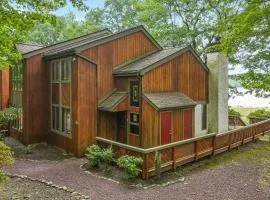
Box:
[23, 28, 112, 56]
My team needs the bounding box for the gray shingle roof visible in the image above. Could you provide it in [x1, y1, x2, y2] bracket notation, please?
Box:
[44, 25, 162, 58]
[143, 92, 197, 110]
[113, 48, 183, 76]
[16, 44, 43, 54]
[23, 29, 112, 58]
[98, 91, 127, 112]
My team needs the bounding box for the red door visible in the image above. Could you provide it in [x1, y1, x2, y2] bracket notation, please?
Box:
[161, 112, 172, 145]
[183, 109, 193, 139]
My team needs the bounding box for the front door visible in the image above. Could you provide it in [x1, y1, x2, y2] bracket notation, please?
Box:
[117, 111, 127, 143]
[183, 109, 193, 139]
[161, 112, 172, 145]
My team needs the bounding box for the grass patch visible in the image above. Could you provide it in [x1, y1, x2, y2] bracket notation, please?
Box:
[231, 107, 270, 124]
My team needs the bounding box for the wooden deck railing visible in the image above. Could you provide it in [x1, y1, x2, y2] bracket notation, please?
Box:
[96, 119, 270, 179]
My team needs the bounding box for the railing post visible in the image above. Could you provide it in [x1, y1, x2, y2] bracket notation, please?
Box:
[212, 135, 216, 156]
[172, 147, 176, 171]
[194, 141, 198, 160]
[143, 153, 149, 180]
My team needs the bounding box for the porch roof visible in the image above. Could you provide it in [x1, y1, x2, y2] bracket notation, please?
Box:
[143, 92, 197, 111]
[98, 91, 128, 112]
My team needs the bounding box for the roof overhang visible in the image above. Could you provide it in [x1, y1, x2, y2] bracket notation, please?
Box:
[143, 92, 197, 111]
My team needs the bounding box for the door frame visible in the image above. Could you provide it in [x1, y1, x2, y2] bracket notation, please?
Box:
[160, 111, 173, 145]
[182, 107, 195, 139]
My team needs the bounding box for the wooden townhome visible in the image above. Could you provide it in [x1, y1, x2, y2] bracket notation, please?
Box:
[4, 26, 209, 156]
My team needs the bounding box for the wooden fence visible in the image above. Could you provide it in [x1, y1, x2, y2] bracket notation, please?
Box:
[97, 119, 270, 179]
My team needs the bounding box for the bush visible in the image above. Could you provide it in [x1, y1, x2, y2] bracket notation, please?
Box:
[85, 145, 113, 168]
[117, 155, 143, 180]
[248, 109, 270, 119]
[0, 142, 14, 184]
[0, 107, 19, 130]
[228, 108, 241, 117]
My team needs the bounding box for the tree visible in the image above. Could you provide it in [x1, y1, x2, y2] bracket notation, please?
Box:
[87, 0, 269, 96]
[0, 0, 86, 69]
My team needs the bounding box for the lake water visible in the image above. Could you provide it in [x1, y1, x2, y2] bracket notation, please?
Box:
[229, 87, 270, 108]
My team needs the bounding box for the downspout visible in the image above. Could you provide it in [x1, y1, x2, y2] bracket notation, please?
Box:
[137, 72, 143, 148]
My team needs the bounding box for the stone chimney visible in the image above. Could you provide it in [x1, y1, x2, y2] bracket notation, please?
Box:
[207, 52, 229, 133]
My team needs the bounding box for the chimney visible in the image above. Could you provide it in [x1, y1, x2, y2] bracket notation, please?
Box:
[207, 52, 229, 133]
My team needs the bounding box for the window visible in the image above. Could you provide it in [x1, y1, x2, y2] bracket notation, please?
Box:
[51, 57, 72, 135]
[201, 104, 207, 130]
[11, 62, 23, 131]
[129, 113, 139, 135]
[130, 81, 139, 107]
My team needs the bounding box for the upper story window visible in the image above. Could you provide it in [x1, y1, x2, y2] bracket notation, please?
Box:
[50, 57, 72, 136]
[130, 80, 139, 107]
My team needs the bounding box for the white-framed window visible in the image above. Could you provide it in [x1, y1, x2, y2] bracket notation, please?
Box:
[50, 57, 72, 136]
[129, 113, 140, 135]
[11, 62, 23, 131]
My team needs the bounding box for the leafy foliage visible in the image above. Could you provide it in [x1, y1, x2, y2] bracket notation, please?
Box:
[0, 142, 14, 184]
[85, 145, 113, 168]
[0, 107, 19, 129]
[228, 108, 241, 117]
[0, 0, 86, 69]
[248, 109, 270, 119]
[117, 155, 143, 180]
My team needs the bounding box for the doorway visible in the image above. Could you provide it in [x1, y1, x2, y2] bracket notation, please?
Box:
[117, 111, 127, 143]
[161, 112, 172, 145]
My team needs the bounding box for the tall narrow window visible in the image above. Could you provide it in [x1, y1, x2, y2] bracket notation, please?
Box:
[130, 81, 139, 107]
[201, 104, 207, 130]
[51, 57, 72, 135]
[129, 113, 139, 135]
[11, 62, 23, 131]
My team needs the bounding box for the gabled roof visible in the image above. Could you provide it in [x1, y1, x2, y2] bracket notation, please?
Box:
[98, 91, 128, 112]
[23, 29, 112, 58]
[44, 25, 162, 58]
[143, 92, 197, 111]
[16, 44, 43, 54]
[113, 46, 208, 76]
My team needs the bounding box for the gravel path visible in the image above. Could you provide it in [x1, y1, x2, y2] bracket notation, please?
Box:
[4, 157, 270, 200]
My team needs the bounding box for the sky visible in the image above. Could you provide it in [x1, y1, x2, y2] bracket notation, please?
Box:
[55, 0, 105, 20]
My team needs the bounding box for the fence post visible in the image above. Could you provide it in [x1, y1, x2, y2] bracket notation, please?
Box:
[212, 135, 216, 156]
[172, 147, 176, 170]
[143, 153, 149, 179]
[194, 141, 198, 160]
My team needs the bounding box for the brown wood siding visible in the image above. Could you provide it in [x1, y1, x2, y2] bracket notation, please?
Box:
[141, 99, 160, 148]
[23, 54, 49, 144]
[128, 134, 140, 147]
[0, 69, 10, 109]
[81, 31, 157, 100]
[76, 57, 97, 156]
[98, 111, 117, 140]
[142, 51, 208, 101]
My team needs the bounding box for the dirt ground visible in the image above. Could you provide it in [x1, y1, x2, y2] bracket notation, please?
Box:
[3, 136, 270, 200]
[0, 177, 84, 200]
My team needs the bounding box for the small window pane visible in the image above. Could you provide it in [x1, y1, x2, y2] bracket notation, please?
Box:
[130, 113, 139, 124]
[130, 124, 139, 135]
[62, 108, 71, 133]
[130, 81, 139, 107]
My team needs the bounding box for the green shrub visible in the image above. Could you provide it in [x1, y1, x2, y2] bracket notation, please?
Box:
[117, 155, 143, 180]
[0, 141, 14, 184]
[228, 108, 241, 117]
[85, 145, 113, 168]
[154, 151, 161, 178]
[0, 107, 19, 131]
[248, 109, 270, 119]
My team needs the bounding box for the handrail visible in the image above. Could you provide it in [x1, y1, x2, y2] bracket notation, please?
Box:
[97, 132, 217, 154]
[97, 119, 270, 154]
[218, 118, 270, 136]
